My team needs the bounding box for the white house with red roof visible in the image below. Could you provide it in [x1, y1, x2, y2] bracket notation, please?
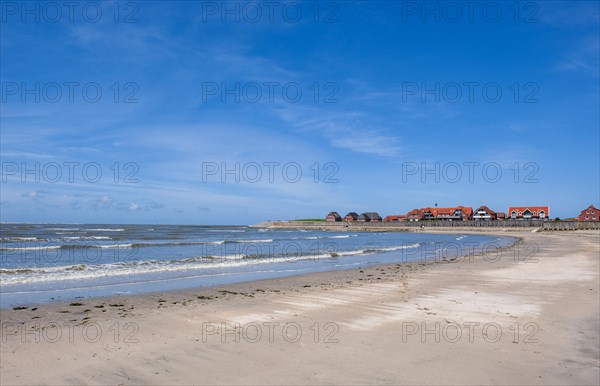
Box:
[507, 206, 549, 220]
[421, 206, 473, 221]
[473, 206, 498, 220]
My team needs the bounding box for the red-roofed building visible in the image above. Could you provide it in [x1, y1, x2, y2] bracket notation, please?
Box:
[507, 206, 549, 220]
[473, 206, 499, 220]
[325, 211, 342, 222]
[421, 206, 473, 221]
[578, 205, 599, 221]
[384, 215, 406, 222]
[406, 209, 422, 221]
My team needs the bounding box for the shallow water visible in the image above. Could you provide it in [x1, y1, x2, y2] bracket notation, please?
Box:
[0, 224, 517, 307]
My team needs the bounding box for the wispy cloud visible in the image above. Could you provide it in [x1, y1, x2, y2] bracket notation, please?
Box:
[21, 190, 47, 201]
[553, 35, 600, 75]
[276, 105, 403, 157]
[1, 0, 597, 222]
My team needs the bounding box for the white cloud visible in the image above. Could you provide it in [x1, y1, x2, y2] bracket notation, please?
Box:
[94, 195, 115, 210]
[329, 129, 401, 157]
[21, 190, 46, 200]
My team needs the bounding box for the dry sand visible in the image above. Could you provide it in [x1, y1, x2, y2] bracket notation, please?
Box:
[1, 230, 598, 385]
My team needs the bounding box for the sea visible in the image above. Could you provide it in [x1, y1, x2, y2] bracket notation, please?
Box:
[0, 224, 517, 308]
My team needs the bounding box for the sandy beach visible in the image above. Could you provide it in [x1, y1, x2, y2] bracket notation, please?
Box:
[1, 229, 598, 385]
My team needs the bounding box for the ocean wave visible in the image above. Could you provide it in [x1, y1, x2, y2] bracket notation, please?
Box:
[362, 243, 421, 253]
[123, 239, 273, 247]
[0, 237, 415, 254]
[292, 235, 358, 241]
[206, 229, 246, 233]
[97, 244, 134, 249]
[0, 240, 229, 251]
[0, 245, 61, 251]
[0, 242, 424, 285]
[229, 239, 274, 243]
[130, 241, 226, 247]
[0, 268, 36, 274]
[0, 243, 132, 251]
[60, 236, 112, 240]
[85, 228, 125, 232]
[0, 254, 332, 285]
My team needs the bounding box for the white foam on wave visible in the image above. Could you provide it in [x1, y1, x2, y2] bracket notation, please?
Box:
[85, 228, 125, 232]
[235, 239, 274, 243]
[0, 241, 423, 286]
[61, 236, 112, 240]
[1, 245, 61, 251]
[0, 253, 329, 285]
[298, 235, 358, 240]
[1, 243, 133, 251]
[373, 243, 421, 252]
[98, 243, 133, 249]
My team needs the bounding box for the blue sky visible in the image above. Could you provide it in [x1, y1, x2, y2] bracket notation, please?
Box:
[1, 0, 598, 224]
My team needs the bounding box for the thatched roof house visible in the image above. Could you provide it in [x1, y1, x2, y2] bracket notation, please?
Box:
[358, 212, 382, 222]
[344, 212, 359, 221]
[326, 211, 342, 222]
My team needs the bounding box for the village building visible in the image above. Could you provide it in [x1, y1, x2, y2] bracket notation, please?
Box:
[365, 212, 382, 222]
[343, 212, 359, 221]
[420, 206, 473, 221]
[406, 209, 422, 221]
[473, 206, 499, 220]
[578, 205, 599, 221]
[358, 212, 382, 222]
[325, 211, 342, 222]
[507, 206, 549, 220]
[384, 215, 406, 222]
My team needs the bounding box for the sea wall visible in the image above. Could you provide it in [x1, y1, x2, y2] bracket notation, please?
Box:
[262, 220, 600, 231]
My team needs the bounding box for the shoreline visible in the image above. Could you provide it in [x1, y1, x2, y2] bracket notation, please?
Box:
[1, 230, 598, 385]
[0, 229, 521, 310]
